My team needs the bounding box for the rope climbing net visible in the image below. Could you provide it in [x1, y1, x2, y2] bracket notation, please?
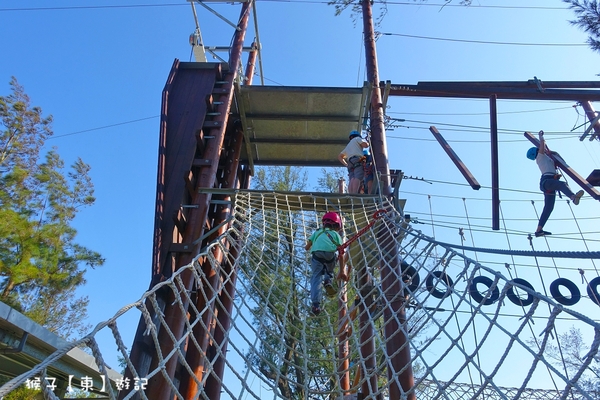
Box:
[2, 191, 600, 399]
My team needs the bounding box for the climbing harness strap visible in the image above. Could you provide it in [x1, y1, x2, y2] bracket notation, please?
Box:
[337, 210, 386, 258]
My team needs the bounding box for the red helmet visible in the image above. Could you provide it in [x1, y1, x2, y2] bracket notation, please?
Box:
[322, 212, 341, 226]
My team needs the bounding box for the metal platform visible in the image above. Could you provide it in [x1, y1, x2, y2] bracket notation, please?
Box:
[0, 302, 121, 395]
[235, 84, 370, 168]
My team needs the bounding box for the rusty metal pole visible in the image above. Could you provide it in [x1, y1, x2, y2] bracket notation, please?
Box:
[378, 220, 414, 400]
[361, 0, 391, 197]
[362, 1, 415, 398]
[147, 3, 253, 399]
[490, 94, 500, 230]
[201, 41, 258, 400]
[337, 178, 351, 395]
[357, 263, 378, 398]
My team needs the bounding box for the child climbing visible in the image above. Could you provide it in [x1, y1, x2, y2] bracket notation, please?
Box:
[305, 211, 343, 315]
[528, 130, 584, 237]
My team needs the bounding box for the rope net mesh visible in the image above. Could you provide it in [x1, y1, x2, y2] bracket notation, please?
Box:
[2, 191, 600, 400]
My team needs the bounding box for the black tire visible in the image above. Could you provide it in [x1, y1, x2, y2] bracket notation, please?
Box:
[401, 261, 420, 294]
[550, 278, 581, 306]
[586, 276, 600, 306]
[426, 271, 454, 299]
[469, 276, 500, 305]
[506, 278, 535, 307]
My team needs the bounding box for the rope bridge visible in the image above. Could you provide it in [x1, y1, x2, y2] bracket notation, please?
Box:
[1, 191, 599, 399]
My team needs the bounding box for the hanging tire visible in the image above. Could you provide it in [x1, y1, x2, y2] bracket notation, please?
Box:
[469, 276, 500, 305]
[586, 276, 600, 306]
[401, 261, 420, 294]
[426, 271, 454, 299]
[506, 278, 535, 307]
[550, 278, 581, 306]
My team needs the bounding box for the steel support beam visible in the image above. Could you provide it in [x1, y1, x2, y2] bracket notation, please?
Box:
[383, 80, 600, 101]
[490, 95, 500, 230]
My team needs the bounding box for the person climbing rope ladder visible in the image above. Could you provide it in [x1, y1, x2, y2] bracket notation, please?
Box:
[527, 130, 584, 237]
[305, 212, 344, 315]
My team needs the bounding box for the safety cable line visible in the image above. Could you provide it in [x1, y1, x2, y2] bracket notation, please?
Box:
[0, 1, 573, 12]
[387, 105, 575, 117]
[461, 199, 479, 264]
[379, 31, 586, 47]
[567, 203, 600, 276]
[455, 206, 479, 390]
[527, 201, 574, 388]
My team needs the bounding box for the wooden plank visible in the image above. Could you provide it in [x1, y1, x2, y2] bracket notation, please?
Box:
[429, 126, 481, 190]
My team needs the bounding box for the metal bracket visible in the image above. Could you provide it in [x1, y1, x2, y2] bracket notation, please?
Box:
[0, 331, 29, 354]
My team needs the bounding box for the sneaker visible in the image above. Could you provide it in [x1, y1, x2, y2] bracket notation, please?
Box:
[535, 230, 552, 237]
[311, 304, 321, 315]
[323, 280, 337, 298]
[573, 190, 584, 205]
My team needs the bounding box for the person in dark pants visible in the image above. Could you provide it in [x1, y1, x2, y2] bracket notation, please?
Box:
[305, 212, 343, 315]
[527, 130, 584, 237]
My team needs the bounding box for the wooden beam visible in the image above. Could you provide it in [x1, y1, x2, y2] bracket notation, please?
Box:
[429, 126, 481, 190]
[524, 131, 600, 200]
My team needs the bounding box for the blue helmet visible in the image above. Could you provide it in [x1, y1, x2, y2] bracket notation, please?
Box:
[349, 130, 361, 139]
[526, 147, 538, 160]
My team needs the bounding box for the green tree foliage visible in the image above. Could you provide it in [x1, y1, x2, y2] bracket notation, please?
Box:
[242, 166, 338, 398]
[564, 0, 600, 53]
[543, 326, 600, 396]
[327, 0, 471, 25]
[316, 167, 346, 193]
[0, 77, 103, 338]
[242, 167, 429, 397]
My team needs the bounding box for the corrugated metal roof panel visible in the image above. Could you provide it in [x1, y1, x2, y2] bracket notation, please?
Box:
[236, 85, 368, 167]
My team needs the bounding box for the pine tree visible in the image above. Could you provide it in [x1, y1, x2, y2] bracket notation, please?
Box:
[0, 77, 103, 339]
[564, 0, 600, 53]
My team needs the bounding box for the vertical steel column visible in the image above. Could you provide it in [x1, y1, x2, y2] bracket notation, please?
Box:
[201, 42, 257, 400]
[490, 94, 499, 230]
[148, 3, 252, 399]
[362, 1, 415, 398]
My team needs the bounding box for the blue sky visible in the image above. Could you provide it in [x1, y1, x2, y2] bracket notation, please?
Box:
[1, 0, 600, 380]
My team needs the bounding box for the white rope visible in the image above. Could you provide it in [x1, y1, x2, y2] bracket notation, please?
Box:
[1, 191, 599, 400]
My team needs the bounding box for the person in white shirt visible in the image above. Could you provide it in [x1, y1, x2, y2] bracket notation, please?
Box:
[338, 130, 369, 194]
[527, 130, 584, 237]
